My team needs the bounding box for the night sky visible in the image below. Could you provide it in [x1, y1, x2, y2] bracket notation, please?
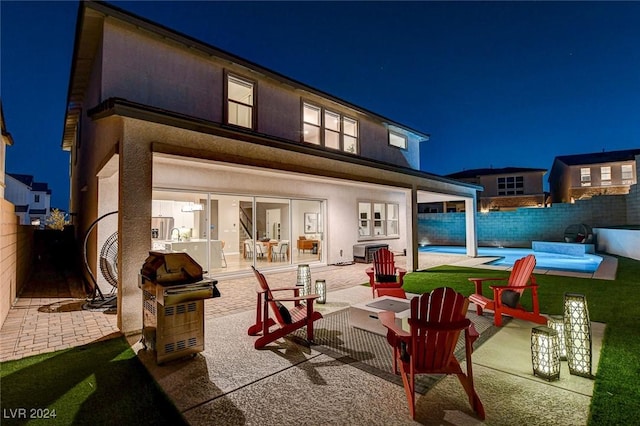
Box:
[2, 1, 639, 210]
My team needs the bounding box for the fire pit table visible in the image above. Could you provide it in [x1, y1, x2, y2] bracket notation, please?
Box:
[349, 295, 412, 335]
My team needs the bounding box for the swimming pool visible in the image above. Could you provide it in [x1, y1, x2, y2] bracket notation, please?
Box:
[419, 246, 603, 273]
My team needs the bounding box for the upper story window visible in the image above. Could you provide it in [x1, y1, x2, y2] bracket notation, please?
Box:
[600, 166, 611, 184]
[389, 130, 407, 149]
[226, 74, 255, 129]
[497, 176, 524, 196]
[580, 168, 591, 186]
[325, 110, 340, 149]
[343, 117, 358, 154]
[34, 194, 40, 203]
[302, 102, 358, 154]
[622, 164, 634, 180]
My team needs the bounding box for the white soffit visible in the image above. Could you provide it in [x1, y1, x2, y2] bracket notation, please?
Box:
[153, 153, 472, 203]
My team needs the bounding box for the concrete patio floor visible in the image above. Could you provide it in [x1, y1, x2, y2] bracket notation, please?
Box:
[1, 252, 605, 425]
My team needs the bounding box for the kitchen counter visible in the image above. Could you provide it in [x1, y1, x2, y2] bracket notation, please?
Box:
[152, 239, 223, 268]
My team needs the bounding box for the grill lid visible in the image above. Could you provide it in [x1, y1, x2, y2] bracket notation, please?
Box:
[141, 251, 203, 284]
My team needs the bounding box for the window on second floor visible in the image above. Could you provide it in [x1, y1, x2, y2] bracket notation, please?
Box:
[343, 117, 358, 154]
[622, 164, 634, 180]
[34, 194, 40, 203]
[226, 74, 255, 129]
[302, 102, 358, 154]
[497, 176, 524, 196]
[580, 168, 591, 186]
[389, 130, 407, 149]
[601, 166, 611, 184]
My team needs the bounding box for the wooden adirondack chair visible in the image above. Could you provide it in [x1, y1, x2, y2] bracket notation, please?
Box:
[365, 248, 407, 298]
[247, 266, 323, 349]
[468, 254, 546, 326]
[379, 287, 485, 420]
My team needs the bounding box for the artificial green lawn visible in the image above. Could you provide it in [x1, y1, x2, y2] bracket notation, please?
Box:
[0, 336, 187, 425]
[402, 256, 640, 425]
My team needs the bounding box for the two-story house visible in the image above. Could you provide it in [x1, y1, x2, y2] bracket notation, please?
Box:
[4, 173, 51, 226]
[548, 149, 640, 203]
[61, 1, 481, 332]
[442, 167, 548, 212]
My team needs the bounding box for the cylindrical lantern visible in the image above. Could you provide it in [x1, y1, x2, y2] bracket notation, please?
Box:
[315, 279, 326, 304]
[547, 315, 567, 360]
[304, 280, 313, 298]
[297, 264, 311, 297]
[563, 293, 593, 378]
[531, 326, 561, 381]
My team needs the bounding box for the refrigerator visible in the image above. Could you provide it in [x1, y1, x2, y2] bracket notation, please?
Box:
[151, 217, 175, 241]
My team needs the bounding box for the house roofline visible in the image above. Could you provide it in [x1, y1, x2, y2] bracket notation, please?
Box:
[88, 97, 482, 192]
[554, 148, 640, 166]
[447, 167, 547, 179]
[62, 0, 431, 150]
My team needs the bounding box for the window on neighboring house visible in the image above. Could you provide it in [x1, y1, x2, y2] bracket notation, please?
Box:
[581, 168, 591, 186]
[226, 74, 254, 128]
[389, 131, 407, 149]
[358, 201, 399, 239]
[622, 164, 634, 180]
[34, 194, 40, 203]
[601, 166, 611, 185]
[497, 176, 524, 196]
[302, 102, 358, 154]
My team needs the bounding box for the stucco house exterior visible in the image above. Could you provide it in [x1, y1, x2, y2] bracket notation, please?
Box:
[442, 167, 548, 212]
[549, 148, 640, 204]
[61, 1, 481, 333]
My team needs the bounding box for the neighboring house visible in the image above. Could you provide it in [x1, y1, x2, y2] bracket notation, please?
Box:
[549, 148, 640, 203]
[4, 173, 52, 226]
[61, 1, 481, 333]
[1, 102, 13, 199]
[423, 167, 547, 212]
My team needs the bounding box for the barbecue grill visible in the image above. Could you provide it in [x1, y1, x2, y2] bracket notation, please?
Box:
[139, 251, 220, 364]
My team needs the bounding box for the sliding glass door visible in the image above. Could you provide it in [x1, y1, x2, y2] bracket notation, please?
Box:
[291, 199, 323, 264]
[152, 190, 324, 275]
[254, 197, 291, 265]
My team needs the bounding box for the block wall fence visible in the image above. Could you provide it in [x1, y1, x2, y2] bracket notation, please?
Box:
[419, 193, 634, 248]
[626, 155, 640, 224]
[1, 198, 34, 326]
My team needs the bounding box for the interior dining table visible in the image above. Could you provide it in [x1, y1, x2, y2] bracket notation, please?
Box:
[258, 240, 278, 262]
